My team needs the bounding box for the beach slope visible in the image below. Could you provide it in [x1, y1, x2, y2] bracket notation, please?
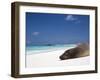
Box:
[26, 48, 90, 68]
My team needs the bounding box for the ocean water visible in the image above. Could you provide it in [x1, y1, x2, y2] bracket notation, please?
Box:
[26, 44, 76, 55]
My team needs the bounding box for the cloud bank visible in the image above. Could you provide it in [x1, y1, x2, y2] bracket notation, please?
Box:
[32, 32, 39, 36]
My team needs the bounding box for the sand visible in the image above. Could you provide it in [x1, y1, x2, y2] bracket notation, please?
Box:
[26, 48, 90, 68]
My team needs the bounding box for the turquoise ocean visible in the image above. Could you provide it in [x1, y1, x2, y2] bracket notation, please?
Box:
[26, 44, 76, 55]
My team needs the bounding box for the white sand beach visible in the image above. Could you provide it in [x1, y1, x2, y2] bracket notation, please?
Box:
[26, 48, 90, 68]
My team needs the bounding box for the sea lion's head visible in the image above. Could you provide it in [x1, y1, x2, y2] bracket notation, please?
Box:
[59, 48, 77, 60]
[59, 52, 69, 60]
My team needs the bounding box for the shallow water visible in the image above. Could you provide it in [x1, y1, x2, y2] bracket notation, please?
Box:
[26, 44, 77, 55]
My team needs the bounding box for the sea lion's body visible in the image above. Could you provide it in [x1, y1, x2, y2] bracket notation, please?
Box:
[60, 43, 89, 60]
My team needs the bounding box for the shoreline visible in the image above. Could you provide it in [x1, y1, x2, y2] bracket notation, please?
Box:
[26, 44, 77, 55]
[26, 48, 70, 55]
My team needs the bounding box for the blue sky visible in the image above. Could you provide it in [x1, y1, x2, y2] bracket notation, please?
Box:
[26, 12, 89, 45]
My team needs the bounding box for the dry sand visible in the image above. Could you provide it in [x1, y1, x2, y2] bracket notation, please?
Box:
[26, 48, 90, 68]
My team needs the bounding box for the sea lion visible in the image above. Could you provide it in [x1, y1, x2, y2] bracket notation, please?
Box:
[59, 43, 89, 60]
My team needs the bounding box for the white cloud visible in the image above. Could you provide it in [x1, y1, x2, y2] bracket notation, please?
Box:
[65, 15, 77, 21]
[32, 32, 39, 36]
[65, 15, 81, 24]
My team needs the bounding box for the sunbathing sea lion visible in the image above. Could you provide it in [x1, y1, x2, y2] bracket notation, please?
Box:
[59, 43, 89, 60]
